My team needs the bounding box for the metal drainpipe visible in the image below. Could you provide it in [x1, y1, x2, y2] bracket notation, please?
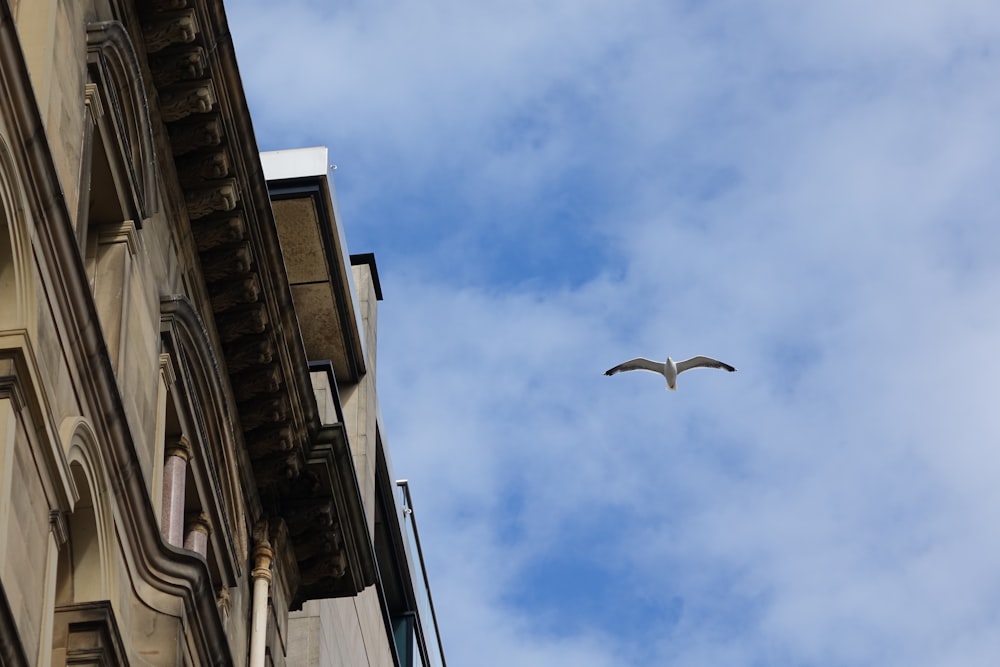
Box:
[249, 540, 274, 667]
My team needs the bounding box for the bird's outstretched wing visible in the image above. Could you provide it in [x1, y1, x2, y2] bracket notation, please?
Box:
[675, 356, 737, 374]
[604, 358, 664, 376]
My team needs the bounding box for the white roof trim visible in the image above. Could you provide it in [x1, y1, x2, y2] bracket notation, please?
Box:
[261, 147, 329, 180]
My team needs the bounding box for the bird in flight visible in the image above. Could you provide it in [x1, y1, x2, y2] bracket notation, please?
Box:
[605, 355, 736, 390]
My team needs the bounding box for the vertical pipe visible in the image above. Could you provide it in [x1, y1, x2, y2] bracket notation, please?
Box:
[248, 541, 273, 667]
[160, 435, 190, 547]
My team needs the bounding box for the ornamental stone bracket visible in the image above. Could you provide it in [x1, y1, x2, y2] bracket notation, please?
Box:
[286, 424, 377, 606]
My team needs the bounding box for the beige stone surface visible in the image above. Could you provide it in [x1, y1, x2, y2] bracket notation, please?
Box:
[352, 265, 379, 377]
[287, 607, 322, 664]
[291, 282, 345, 365]
[273, 199, 328, 284]
[4, 424, 50, 660]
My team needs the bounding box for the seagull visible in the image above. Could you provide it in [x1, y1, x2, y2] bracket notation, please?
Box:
[604, 355, 736, 390]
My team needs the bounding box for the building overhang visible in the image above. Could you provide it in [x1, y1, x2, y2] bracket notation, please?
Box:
[138, 2, 375, 603]
[262, 147, 368, 384]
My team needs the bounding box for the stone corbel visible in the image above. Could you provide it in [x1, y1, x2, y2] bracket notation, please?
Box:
[161, 80, 217, 122]
[149, 0, 189, 12]
[208, 275, 261, 313]
[193, 214, 246, 252]
[238, 395, 289, 432]
[222, 334, 275, 373]
[148, 46, 207, 88]
[184, 178, 238, 219]
[214, 302, 268, 343]
[142, 10, 199, 53]
[250, 450, 302, 488]
[199, 241, 252, 282]
[177, 148, 232, 185]
[290, 526, 342, 562]
[298, 550, 349, 587]
[245, 424, 294, 460]
[233, 366, 283, 403]
[168, 116, 223, 155]
[283, 498, 335, 536]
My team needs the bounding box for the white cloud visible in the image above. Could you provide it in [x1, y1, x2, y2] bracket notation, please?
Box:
[229, 0, 1000, 664]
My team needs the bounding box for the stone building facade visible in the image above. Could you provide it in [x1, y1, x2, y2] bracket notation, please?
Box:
[0, 0, 445, 665]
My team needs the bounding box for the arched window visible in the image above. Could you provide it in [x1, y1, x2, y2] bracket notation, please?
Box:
[56, 463, 105, 605]
[50, 420, 125, 666]
[0, 133, 36, 335]
[158, 296, 248, 602]
[76, 21, 157, 374]
[55, 420, 115, 607]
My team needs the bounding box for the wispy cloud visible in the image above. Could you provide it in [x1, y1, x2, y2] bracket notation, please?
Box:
[231, 0, 1000, 664]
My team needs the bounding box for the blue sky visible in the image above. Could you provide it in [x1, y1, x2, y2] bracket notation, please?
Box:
[229, 1, 1000, 665]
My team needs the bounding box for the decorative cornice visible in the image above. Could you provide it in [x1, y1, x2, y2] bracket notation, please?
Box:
[140, 0, 372, 612]
[289, 424, 377, 606]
